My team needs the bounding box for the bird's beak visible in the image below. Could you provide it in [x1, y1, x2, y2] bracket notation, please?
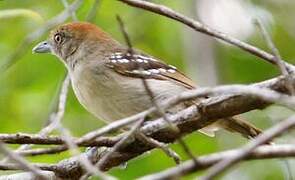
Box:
[32, 41, 52, 53]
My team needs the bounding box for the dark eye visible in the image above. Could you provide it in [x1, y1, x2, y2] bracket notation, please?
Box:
[54, 34, 63, 44]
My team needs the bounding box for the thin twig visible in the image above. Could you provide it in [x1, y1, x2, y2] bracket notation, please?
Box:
[41, 75, 70, 134]
[281, 160, 294, 180]
[200, 115, 295, 180]
[138, 144, 295, 180]
[255, 19, 295, 95]
[116, 15, 134, 53]
[61, 0, 78, 21]
[0, 76, 72, 163]
[0, 133, 118, 147]
[6, 75, 69, 157]
[86, 0, 100, 22]
[136, 133, 181, 164]
[254, 19, 288, 74]
[118, 0, 295, 72]
[0, 142, 47, 179]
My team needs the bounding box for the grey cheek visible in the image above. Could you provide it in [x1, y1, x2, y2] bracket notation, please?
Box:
[50, 46, 65, 61]
[55, 45, 66, 60]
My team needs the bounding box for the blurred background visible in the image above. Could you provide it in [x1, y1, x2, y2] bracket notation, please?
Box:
[0, 0, 295, 179]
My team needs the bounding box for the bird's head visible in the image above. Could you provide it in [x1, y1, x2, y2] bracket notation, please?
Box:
[33, 22, 119, 66]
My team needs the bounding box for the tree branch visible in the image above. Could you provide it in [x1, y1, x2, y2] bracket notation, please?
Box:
[118, 0, 295, 72]
[138, 144, 295, 180]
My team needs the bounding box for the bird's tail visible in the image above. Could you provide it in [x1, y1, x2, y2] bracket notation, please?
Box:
[199, 116, 263, 139]
[216, 117, 262, 139]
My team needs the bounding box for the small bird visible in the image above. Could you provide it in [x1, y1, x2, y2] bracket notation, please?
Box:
[33, 22, 262, 139]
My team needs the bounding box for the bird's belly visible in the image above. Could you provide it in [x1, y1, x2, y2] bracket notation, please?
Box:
[83, 93, 150, 122]
[71, 68, 188, 122]
[70, 70, 150, 122]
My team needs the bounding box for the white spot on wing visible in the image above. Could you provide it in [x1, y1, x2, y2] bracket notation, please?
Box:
[149, 69, 160, 74]
[132, 70, 152, 75]
[167, 69, 176, 73]
[142, 71, 152, 75]
[136, 59, 143, 63]
[122, 59, 129, 63]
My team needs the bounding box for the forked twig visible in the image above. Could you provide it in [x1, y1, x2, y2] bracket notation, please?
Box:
[255, 19, 295, 95]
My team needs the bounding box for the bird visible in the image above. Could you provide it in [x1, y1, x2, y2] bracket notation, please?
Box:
[32, 22, 262, 139]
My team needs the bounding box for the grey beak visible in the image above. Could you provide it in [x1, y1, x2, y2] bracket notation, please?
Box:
[32, 41, 52, 53]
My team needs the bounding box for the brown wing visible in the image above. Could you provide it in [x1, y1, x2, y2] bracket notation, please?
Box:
[106, 52, 196, 89]
[161, 68, 196, 89]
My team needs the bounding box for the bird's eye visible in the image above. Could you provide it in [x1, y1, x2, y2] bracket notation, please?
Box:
[54, 34, 63, 44]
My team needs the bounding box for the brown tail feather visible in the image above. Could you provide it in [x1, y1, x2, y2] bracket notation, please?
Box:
[218, 117, 261, 139]
[199, 116, 272, 144]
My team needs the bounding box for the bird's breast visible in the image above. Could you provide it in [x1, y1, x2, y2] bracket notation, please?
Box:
[70, 64, 188, 122]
